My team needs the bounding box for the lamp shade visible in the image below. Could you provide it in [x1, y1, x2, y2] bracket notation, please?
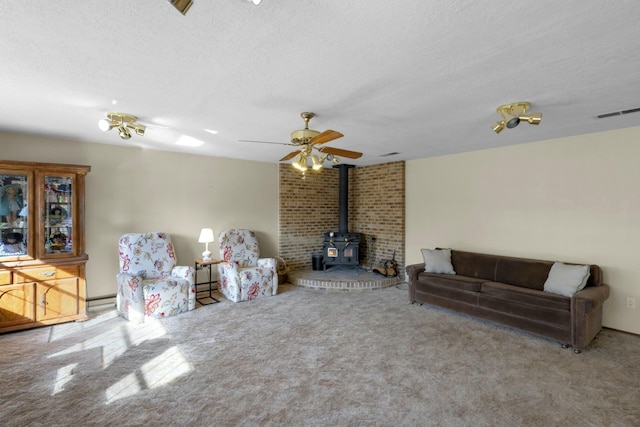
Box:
[198, 228, 214, 243]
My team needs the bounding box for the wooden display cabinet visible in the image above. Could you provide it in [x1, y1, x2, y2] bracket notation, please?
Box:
[0, 160, 90, 333]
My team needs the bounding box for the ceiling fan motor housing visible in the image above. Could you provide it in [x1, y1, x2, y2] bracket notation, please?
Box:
[291, 128, 320, 144]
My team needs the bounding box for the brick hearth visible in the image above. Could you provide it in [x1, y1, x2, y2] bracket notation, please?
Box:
[288, 266, 400, 290]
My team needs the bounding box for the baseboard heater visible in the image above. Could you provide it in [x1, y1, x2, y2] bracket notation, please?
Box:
[87, 293, 117, 307]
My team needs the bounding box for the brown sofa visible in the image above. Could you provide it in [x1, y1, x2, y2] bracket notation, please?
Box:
[406, 249, 610, 353]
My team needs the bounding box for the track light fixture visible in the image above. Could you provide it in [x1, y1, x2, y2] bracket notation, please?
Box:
[167, 0, 193, 15]
[492, 102, 542, 134]
[98, 112, 146, 140]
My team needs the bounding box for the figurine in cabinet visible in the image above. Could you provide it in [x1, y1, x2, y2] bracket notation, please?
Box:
[0, 184, 24, 225]
[49, 206, 68, 225]
[1, 230, 25, 254]
[48, 231, 67, 250]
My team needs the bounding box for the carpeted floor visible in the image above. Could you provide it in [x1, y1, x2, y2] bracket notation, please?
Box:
[1, 283, 639, 427]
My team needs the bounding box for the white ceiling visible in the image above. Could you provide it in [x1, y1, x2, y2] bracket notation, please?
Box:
[1, 1, 640, 167]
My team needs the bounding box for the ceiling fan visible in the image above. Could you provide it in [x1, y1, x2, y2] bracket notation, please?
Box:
[240, 112, 363, 171]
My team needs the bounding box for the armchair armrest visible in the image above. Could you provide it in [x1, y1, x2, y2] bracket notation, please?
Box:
[116, 272, 145, 321]
[257, 257, 276, 270]
[171, 265, 196, 310]
[172, 265, 195, 284]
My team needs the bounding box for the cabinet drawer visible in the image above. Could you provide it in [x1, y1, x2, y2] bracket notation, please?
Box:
[14, 266, 80, 283]
[0, 270, 11, 285]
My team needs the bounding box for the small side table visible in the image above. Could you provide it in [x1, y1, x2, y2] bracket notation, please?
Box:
[195, 258, 221, 305]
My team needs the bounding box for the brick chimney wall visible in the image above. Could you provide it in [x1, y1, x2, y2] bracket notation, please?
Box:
[351, 161, 405, 276]
[278, 161, 405, 278]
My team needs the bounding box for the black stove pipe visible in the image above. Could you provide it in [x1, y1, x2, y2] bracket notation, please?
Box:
[334, 164, 355, 234]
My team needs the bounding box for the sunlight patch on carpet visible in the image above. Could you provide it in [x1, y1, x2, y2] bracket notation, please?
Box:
[48, 318, 168, 369]
[52, 363, 78, 395]
[105, 346, 192, 404]
[48, 310, 120, 342]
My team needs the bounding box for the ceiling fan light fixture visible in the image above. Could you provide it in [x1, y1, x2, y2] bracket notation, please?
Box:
[492, 102, 542, 134]
[167, 0, 193, 15]
[292, 153, 308, 171]
[310, 154, 322, 170]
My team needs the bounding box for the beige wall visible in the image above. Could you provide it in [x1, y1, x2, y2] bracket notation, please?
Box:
[1, 132, 279, 299]
[406, 126, 640, 335]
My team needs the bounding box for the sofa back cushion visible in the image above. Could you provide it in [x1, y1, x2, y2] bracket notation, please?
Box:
[495, 257, 554, 291]
[450, 250, 498, 280]
[449, 249, 603, 291]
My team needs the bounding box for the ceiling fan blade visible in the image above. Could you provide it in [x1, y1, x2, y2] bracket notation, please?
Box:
[239, 139, 293, 146]
[280, 150, 301, 161]
[310, 130, 343, 145]
[318, 146, 363, 159]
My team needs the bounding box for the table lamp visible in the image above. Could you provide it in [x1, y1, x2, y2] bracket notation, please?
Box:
[198, 228, 215, 261]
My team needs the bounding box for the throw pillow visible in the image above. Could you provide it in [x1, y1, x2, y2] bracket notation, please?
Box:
[543, 262, 590, 297]
[421, 248, 456, 275]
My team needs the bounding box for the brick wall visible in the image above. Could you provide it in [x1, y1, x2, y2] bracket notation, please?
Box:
[351, 162, 405, 276]
[278, 161, 405, 278]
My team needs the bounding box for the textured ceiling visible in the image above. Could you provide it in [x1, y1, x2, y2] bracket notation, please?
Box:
[1, 1, 640, 167]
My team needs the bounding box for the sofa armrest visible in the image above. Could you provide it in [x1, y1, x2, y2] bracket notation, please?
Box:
[572, 283, 610, 314]
[571, 283, 610, 350]
[406, 263, 425, 302]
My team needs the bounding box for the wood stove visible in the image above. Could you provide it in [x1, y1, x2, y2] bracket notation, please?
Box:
[322, 164, 361, 272]
[323, 231, 360, 270]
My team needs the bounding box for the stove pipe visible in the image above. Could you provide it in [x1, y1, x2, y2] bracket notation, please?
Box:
[334, 164, 355, 234]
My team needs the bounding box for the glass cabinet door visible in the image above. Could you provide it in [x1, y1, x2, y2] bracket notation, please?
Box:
[43, 175, 75, 256]
[0, 172, 29, 259]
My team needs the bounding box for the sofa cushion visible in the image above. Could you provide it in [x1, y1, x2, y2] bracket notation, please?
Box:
[481, 281, 570, 311]
[421, 248, 456, 274]
[417, 272, 485, 292]
[451, 250, 498, 280]
[414, 278, 479, 306]
[495, 257, 553, 291]
[543, 262, 590, 297]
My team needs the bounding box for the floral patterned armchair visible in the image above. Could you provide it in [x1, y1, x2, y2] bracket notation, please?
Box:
[116, 232, 195, 322]
[217, 229, 278, 302]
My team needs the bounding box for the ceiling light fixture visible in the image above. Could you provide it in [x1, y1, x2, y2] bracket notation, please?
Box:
[292, 153, 308, 171]
[98, 113, 146, 140]
[247, 0, 262, 5]
[167, 0, 193, 15]
[492, 102, 542, 134]
[290, 148, 340, 172]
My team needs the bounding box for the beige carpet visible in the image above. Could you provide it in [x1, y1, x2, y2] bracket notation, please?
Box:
[1, 284, 639, 427]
